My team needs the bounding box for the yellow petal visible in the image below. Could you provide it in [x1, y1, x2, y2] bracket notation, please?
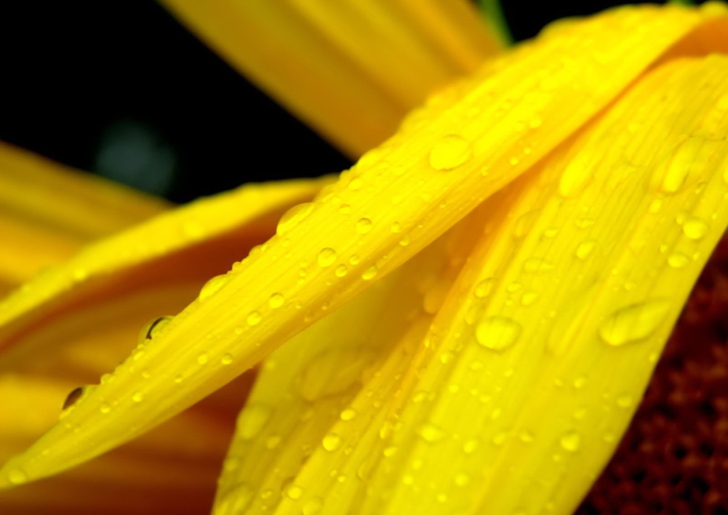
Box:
[264, 54, 728, 515]
[159, 0, 503, 157]
[4, 4, 726, 486]
[0, 142, 170, 292]
[213, 202, 489, 514]
[0, 142, 168, 242]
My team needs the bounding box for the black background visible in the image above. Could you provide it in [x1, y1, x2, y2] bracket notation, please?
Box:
[1, 1, 686, 202]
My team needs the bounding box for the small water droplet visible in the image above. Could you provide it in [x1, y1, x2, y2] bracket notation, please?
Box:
[476, 317, 521, 351]
[317, 248, 337, 268]
[391, 222, 402, 233]
[667, 252, 690, 269]
[322, 433, 342, 451]
[277, 202, 314, 235]
[100, 403, 111, 414]
[419, 423, 446, 443]
[463, 438, 480, 454]
[455, 473, 470, 487]
[197, 353, 209, 365]
[286, 484, 304, 500]
[221, 353, 234, 365]
[268, 293, 285, 309]
[560, 431, 581, 452]
[682, 217, 709, 240]
[429, 135, 472, 171]
[247, 311, 262, 326]
[334, 264, 348, 277]
[521, 291, 539, 306]
[132, 391, 144, 403]
[356, 218, 373, 234]
[340, 408, 357, 421]
[474, 278, 494, 298]
[523, 258, 554, 273]
[143, 316, 174, 340]
[576, 241, 596, 260]
[599, 299, 671, 346]
[199, 274, 230, 302]
[348, 177, 364, 191]
[7, 468, 28, 485]
[362, 265, 378, 280]
[62, 387, 84, 411]
[338, 204, 352, 215]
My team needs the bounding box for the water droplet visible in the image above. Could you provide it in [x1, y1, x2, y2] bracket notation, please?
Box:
[419, 423, 446, 443]
[474, 278, 494, 298]
[559, 153, 594, 197]
[197, 353, 209, 365]
[682, 217, 708, 240]
[463, 438, 480, 454]
[132, 391, 144, 403]
[247, 311, 262, 326]
[322, 433, 342, 451]
[348, 177, 364, 191]
[335, 264, 348, 277]
[560, 431, 581, 452]
[277, 202, 314, 235]
[340, 408, 357, 421]
[429, 135, 472, 171]
[268, 293, 285, 309]
[599, 299, 671, 346]
[356, 218, 373, 234]
[576, 241, 596, 260]
[521, 291, 539, 306]
[100, 403, 111, 414]
[476, 317, 521, 351]
[616, 395, 633, 408]
[199, 274, 230, 302]
[143, 316, 174, 340]
[455, 473, 470, 487]
[391, 222, 402, 233]
[362, 265, 378, 280]
[62, 387, 84, 411]
[667, 252, 690, 269]
[7, 468, 27, 485]
[658, 137, 702, 193]
[221, 353, 234, 365]
[317, 248, 337, 268]
[338, 204, 352, 215]
[238, 404, 271, 440]
[265, 435, 281, 449]
[286, 484, 304, 500]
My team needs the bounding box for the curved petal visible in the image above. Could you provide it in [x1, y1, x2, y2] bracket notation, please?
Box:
[159, 0, 504, 157]
[3, 4, 727, 487]
[0, 142, 169, 292]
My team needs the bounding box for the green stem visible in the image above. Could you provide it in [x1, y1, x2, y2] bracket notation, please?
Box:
[478, 0, 513, 46]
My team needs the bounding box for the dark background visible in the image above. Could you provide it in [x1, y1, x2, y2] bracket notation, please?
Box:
[0, 1, 691, 202]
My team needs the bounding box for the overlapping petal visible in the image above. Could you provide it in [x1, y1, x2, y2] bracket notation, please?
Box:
[159, 0, 504, 156]
[4, 4, 728, 491]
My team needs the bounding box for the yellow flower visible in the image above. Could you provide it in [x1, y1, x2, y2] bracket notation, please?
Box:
[2, 1, 728, 514]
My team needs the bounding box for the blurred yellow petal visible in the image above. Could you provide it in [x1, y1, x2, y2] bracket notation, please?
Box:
[5, 4, 727, 490]
[0, 143, 169, 293]
[159, 0, 503, 157]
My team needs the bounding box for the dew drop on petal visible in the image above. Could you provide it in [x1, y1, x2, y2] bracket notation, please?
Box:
[356, 218, 373, 234]
[268, 293, 285, 309]
[362, 265, 378, 280]
[667, 252, 690, 269]
[599, 299, 671, 346]
[575, 241, 596, 260]
[682, 216, 709, 240]
[474, 278, 494, 298]
[419, 423, 446, 443]
[62, 387, 84, 411]
[560, 431, 581, 452]
[476, 317, 522, 351]
[7, 468, 28, 485]
[429, 135, 472, 171]
[142, 315, 174, 340]
[322, 433, 342, 451]
[199, 274, 230, 302]
[286, 484, 304, 500]
[247, 311, 262, 326]
[318, 248, 337, 268]
[276, 202, 314, 235]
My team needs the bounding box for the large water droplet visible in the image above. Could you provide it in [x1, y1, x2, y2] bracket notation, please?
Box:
[429, 135, 472, 171]
[268, 293, 285, 309]
[599, 299, 671, 346]
[361, 265, 378, 280]
[322, 433, 342, 451]
[476, 317, 522, 351]
[277, 202, 314, 235]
